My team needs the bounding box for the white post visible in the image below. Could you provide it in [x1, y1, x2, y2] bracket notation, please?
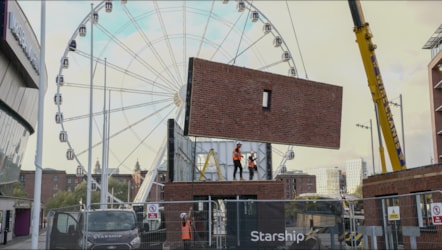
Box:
[84, 4, 94, 250]
[31, 1, 46, 249]
[111, 187, 114, 208]
[100, 58, 108, 209]
[127, 180, 130, 202]
[356, 120, 376, 175]
[399, 94, 406, 161]
[369, 119, 375, 175]
[389, 94, 406, 164]
[86, 3, 94, 212]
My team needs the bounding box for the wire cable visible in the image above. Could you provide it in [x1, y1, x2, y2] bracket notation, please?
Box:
[233, 1, 253, 65]
[286, 1, 308, 79]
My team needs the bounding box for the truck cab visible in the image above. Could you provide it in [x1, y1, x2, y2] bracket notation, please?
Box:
[46, 208, 141, 249]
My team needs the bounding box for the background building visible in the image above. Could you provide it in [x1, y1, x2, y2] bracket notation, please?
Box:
[0, 1, 46, 244]
[306, 167, 341, 195]
[275, 170, 316, 199]
[0, 0, 45, 187]
[344, 158, 367, 194]
[18, 162, 153, 205]
[424, 24, 442, 162]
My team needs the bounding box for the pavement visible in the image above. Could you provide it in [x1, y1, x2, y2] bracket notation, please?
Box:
[0, 231, 46, 250]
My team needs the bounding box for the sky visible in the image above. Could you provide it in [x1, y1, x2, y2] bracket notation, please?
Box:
[17, 1, 442, 175]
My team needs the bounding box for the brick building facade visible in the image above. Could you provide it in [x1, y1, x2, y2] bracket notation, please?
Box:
[18, 168, 153, 205]
[362, 163, 442, 249]
[184, 57, 343, 148]
[275, 171, 316, 199]
[162, 180, 285, 249]
[423, 24, 442, 163]
[20, 169, 68, 204]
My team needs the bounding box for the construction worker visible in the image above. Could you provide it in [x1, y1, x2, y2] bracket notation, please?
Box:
[181, 206, 192, 250]
[232, 141, 244, 180]
[248, 151, 257, 180]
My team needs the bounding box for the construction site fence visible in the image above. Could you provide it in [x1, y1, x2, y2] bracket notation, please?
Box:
[45, 190, 442, 249]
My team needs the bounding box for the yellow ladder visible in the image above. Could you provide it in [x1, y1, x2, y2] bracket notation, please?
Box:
[199, 149, 224, 181]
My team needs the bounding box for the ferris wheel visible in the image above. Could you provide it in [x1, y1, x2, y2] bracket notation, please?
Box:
[54, 0, 298, 187]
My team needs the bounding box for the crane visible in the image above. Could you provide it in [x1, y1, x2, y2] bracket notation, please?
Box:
[348, 0, 406, 172]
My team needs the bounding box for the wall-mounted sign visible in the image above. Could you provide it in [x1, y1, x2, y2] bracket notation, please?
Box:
[388, 206, 400, 221]
[431, 203, 442, 225]
[1, 1, 41, 89]
[146, 203, 159, 220]
[8, 11, 40, 74]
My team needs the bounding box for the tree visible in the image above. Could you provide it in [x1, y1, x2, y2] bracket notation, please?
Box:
[12, 182, 27, 198]
[74, 180, 101, 206]
[45, 180, 100, 213]
[108, 177, 129, 202]
[44, 177, 130, 213]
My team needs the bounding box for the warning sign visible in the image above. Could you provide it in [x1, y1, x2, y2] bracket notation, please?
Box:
[147, 203, 159, 220]
[388, 206, 400, 221]
[431, 203, 442, 225]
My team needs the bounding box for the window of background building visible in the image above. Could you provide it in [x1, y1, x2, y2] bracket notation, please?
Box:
[416, 193, 434, 229]
[53, 175, 58, 182]
[53, 183, 58, 190]
[67, 178, 72, 184]
[19, 175, 25, 184]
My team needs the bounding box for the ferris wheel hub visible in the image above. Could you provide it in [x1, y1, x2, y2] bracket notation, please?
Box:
[174, 85, 187, 107]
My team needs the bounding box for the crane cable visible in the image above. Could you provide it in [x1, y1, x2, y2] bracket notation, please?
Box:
[285, 1, 308, 79]
[233, 0, 253, 65]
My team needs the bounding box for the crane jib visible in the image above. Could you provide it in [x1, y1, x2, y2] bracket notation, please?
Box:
[370, 55, 406, 167]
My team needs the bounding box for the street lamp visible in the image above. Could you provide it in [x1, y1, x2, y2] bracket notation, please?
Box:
[389, 94, 406, 162]
[356, 119, 375, 175]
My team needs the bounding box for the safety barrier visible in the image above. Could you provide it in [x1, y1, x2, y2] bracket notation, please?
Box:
[44, 190, 442, 249]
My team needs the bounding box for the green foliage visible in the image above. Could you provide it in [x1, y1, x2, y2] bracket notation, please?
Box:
[12, 182, 27, 198]
[45, 180, 99, 213]
[108, 177, 129, 202]
[351, 185, 363, 198]
[44, 177, 129, 214]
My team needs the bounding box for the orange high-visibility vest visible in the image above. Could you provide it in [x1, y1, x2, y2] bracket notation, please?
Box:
[248, 156, 255, 168]
[232, 146, 242, 161]
[181, 221, 191, 240]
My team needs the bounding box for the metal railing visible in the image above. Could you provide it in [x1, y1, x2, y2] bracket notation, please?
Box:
[45, 190, 442, 249]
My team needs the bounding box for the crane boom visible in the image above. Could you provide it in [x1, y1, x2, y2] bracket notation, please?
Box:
[348, 0, 406, 172]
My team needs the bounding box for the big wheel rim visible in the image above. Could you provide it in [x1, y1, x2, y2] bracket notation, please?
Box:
[55, 0, 297, 189]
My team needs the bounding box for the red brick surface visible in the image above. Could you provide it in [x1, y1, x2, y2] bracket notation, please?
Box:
[428, 53, 442, 162]
[163, 180, 284, 248]
[185, 58, 343, 148]
[164, 180, 284, 201]
[362, 164, 442, 249]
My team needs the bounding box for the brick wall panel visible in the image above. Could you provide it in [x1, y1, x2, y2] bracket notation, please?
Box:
[185, 58, 343, 148]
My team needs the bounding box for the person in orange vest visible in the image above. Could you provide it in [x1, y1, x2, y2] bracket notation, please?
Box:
[248, 151, 257, 180]
[232, 141, 244, 180]
[181, 206, 192, 250]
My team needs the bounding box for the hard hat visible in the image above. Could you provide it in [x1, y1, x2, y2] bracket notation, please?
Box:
[180, 212, 186, 219]
[236, 141, 242, 145]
